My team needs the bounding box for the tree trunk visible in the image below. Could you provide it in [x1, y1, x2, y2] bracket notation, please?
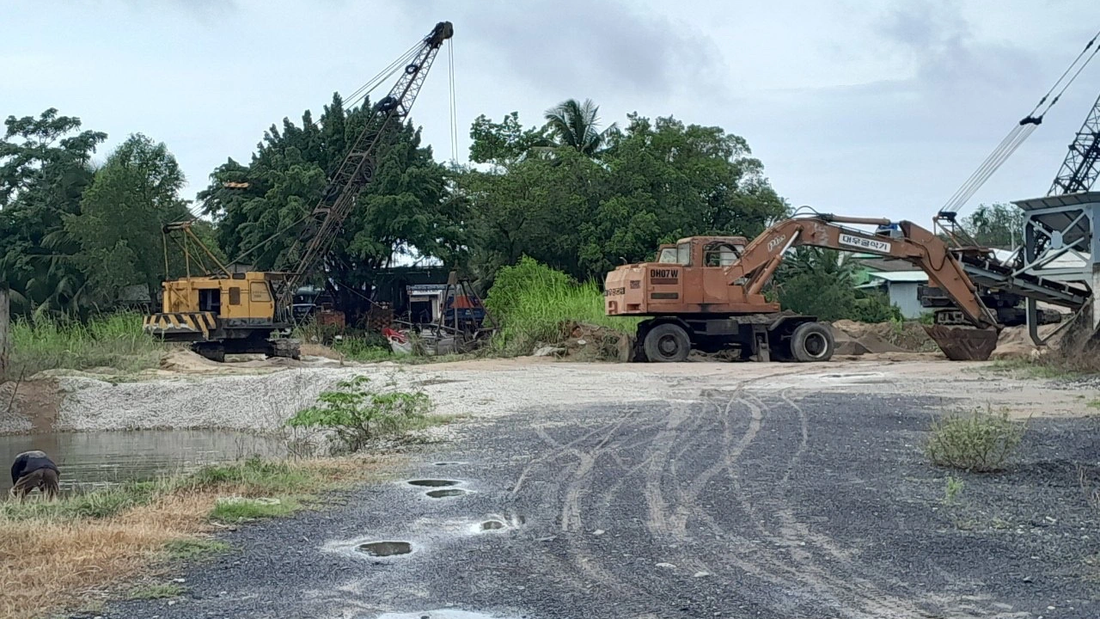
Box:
[0, 286, 9, 380]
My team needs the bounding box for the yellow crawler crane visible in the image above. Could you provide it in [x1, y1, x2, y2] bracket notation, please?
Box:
[144, 21, 454, 361]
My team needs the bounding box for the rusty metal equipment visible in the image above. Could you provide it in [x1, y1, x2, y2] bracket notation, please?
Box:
[605, 213, 1003, 362]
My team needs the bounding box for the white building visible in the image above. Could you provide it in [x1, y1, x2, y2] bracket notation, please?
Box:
[857, 271, 930, 319]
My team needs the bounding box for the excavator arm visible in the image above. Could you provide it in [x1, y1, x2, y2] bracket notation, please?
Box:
[724, 214, 997, 328]
[722, 214, 1002, 359]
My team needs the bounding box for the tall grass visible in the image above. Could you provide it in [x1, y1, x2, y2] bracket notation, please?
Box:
[5, 312, 164, 379]
[485, 257, 638, 356]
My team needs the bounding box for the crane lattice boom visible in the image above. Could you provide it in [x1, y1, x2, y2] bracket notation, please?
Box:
[1049, 91, 1100, 196]
[278, 21, 453, 312]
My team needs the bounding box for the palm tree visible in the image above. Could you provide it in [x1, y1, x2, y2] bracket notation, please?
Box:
[543, 99, 618, 157]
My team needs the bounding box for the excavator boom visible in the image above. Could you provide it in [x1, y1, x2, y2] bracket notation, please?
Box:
[725, 215, 998, 329]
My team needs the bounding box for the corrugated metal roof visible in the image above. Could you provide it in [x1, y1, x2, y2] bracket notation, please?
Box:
[866, 271, 928, 283]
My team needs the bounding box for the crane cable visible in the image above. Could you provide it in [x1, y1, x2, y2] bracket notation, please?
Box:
[225, 38, 431, 266]
[448, 39, 459, 162]
[344, 40, 424, 111]
[939, 27, 1100, 215]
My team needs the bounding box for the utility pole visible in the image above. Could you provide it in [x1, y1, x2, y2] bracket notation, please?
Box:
[0, 285, 9, 379]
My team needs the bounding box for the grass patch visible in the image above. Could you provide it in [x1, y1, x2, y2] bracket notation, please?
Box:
[0, 456, 384, 619]
[926, 408, 1025, 472]
[210, 496, 299, 522]
[986, 358, 1077, 379]
[332, 337, 394, 362]
[1088, 399, 1100, 410]
[162, 537, 230, 560]
[4, 312, 164, 380]
[484, 257, 638, 357]
[128, 582, 184, 600]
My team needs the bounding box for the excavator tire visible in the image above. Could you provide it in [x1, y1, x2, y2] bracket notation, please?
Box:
[789, 322, 834, 363]
[643, 323, 691, 362]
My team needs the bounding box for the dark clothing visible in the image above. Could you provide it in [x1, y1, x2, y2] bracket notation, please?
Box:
[11, 450, 59, 486]
[11, 467, 59, 499]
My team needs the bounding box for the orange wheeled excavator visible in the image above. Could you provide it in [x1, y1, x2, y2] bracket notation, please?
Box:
[604, 213, 1001, 363]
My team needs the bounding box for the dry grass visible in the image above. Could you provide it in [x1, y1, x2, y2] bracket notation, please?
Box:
[0, 456, 388, 619]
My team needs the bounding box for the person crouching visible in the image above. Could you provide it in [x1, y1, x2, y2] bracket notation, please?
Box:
[10, 450, 60, 500]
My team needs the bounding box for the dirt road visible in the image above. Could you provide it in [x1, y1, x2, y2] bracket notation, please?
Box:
[91, 359, 1100, 618]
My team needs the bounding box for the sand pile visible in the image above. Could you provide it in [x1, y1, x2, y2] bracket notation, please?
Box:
[830, 320, 935, 355]
[989, 324, 1064, 360]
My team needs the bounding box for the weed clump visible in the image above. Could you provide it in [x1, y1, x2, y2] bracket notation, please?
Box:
[286, 376, 434, 452]
[163, 538, 230, 560]
[926, 408, 1025, 472]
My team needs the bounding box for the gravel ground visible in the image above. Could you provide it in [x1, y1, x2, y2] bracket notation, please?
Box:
[86, 371, 1100, 619]
[34, 355, 1100, 435]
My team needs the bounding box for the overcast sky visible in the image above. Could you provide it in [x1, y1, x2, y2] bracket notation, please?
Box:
[3, 0, 1098, 226]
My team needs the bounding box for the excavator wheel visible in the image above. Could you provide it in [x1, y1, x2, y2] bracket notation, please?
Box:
[789, 322, 834, 363]
[643, 323, 691, 362]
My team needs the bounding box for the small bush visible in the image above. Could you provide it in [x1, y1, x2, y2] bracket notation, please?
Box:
[851, 290, 903, 323]
[485, 257, 637, 356]
[286, 376, 433, 452]
[926, 408, 1025, 472]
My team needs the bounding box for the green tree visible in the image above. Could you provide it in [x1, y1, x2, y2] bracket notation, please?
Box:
[961, 203, 1023, 249]
[458, 108, 789, 282]
[0, 109, 106, 315]
[65, 134, 192, 304]
[544, 98, 618, 157]
[468, 112, 548, 165]
[774, 248, 901, 322]
[199, 94, 464, 316]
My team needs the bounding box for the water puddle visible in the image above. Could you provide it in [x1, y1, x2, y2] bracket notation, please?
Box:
[432, 462, 462, 467]
[0, 430, 284, 495]
[357, 541, 413, 557]
[407, 479, 460, 487]
[426, 488, 468, 498]
[480, 520, 505, 531]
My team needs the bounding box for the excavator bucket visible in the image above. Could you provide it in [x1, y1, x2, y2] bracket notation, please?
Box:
[924, 325, 1000, 361]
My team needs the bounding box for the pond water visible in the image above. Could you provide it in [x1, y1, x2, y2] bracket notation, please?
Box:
[0, 430, 285, 495]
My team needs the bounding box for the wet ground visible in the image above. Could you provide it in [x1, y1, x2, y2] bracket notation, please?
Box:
[0, 430, 283, 494]
[94, 385, 1100, 619]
